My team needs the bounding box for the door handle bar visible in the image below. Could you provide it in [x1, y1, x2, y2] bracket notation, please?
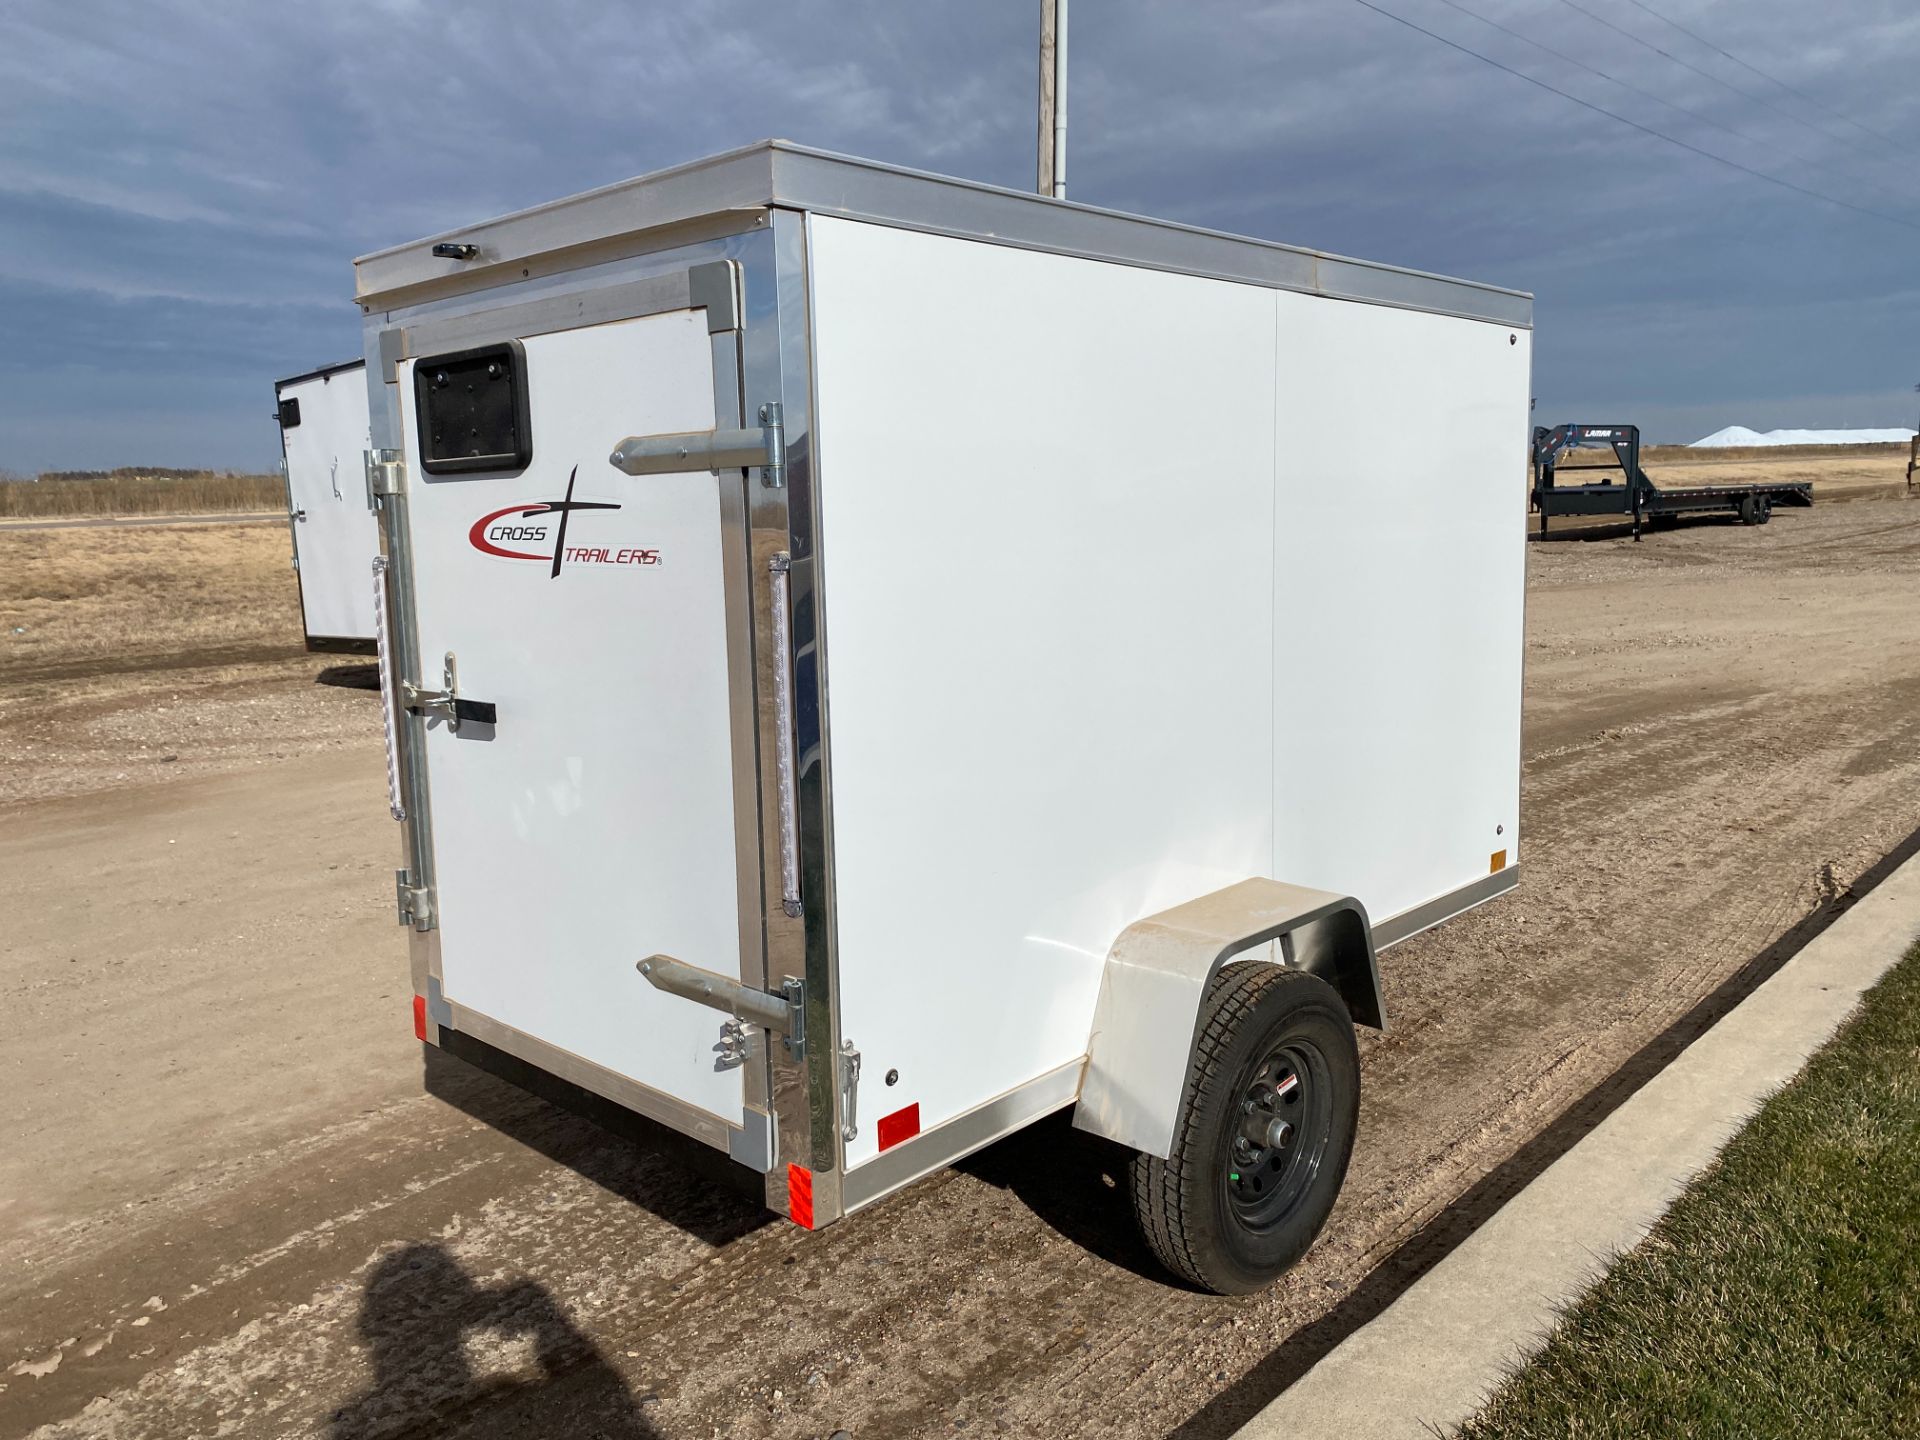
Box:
[608, 403, 783, 488]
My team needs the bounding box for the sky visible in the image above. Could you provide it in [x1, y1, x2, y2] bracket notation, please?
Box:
[1, 0, 1916, 472]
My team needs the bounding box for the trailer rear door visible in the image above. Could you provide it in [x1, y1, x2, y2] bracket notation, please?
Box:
[279, 368, 377, 646]
[394, 304, 759, 1138]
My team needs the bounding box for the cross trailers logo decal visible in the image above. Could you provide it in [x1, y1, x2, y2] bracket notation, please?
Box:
[467, 466, 661, 578]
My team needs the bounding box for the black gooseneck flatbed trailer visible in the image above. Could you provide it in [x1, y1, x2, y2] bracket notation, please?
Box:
[1531, 423, 1813, 540]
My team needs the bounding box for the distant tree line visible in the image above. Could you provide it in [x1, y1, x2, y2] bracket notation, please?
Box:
[34, 466, 240, 483]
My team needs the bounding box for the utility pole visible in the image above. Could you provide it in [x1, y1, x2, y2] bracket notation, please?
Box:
[1036, 0, 1067, 198]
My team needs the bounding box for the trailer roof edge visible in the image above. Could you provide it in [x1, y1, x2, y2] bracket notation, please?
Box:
[353, 140, 1533, 328]
[275, 357, 368, 390]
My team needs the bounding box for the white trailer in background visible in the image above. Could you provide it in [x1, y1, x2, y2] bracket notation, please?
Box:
[355, 142, 1530, 1293]
[274, 360, 378, 651]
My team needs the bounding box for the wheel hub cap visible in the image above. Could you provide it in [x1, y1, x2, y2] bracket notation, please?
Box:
[1225, 1040, 1333, 1229]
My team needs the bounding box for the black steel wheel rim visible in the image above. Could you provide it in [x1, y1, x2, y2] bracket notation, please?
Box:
[1222, 1036, 1334, 1230]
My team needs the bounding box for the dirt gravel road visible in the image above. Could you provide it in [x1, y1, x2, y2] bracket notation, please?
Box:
[6, 496, 1920, 1439]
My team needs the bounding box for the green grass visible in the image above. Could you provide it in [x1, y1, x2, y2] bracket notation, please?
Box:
[1460, 944, 1920, 1440]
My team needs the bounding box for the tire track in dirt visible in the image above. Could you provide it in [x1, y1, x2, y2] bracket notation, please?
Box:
[1, 641, 303, 687]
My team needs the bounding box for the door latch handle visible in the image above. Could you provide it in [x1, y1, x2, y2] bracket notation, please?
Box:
[403, 652, 496, 731]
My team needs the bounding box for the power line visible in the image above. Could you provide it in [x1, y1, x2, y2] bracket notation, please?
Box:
[1548, 0, 1890, 163]
[1340, 0, 1920, 234]
[1428, 0, 1913, 207]
[1433, 0, 1727, 137]
[1618, 0, 1914, 156]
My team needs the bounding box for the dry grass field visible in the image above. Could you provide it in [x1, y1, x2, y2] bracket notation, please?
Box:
[0, 520, 366, 806]
[0, 523, 303, 680]
[0, 470, 282, 518]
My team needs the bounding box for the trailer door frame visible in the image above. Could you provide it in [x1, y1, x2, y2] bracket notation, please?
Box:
[368, 244, 817, 1179]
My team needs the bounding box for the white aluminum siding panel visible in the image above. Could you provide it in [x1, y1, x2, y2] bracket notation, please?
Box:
[808, 216, 1281, 1170]
[1271, 295, 1528, 923]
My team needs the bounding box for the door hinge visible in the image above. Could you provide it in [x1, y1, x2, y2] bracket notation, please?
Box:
[839, 1041, 862, 1143]
[365, 447, 404, 505]
[395, 869, 435, 931]
[714, 1017, 753, 1071]
[637, 955, 806, 1059]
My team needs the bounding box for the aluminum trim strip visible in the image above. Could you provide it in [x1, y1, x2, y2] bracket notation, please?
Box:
[395, 270, 700, 361]
[688, 259, 742, 333]
[442, 1001, 778, 1165]
[356, 142, 775, 269]
[371, 450, 435, 928]
[356, 141, 1530, 328]
[275, 357, 367, 391]
[841, 1059, 1086, 1213]
[770, 146, 1531, 329]
[737, 212, 838, 1222]
[1372, 865, 1520, 952]
[704, 320, 774, 1141]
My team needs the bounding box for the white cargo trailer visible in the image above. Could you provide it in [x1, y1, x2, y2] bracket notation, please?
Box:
[355, 142, 1530, 1292]
[274, 360, 379, 651]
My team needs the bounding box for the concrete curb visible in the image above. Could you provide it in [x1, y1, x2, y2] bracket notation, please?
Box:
[1235, 848, 1920, 1440]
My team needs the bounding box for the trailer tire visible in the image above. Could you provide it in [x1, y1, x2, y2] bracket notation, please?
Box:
[1129, 964, 1359, 1295]
[1757, 495, 1773, 525]
[1740, 493, 1760, 525]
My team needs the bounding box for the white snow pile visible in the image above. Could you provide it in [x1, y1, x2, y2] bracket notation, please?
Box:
[1690, 425, 1916, 448]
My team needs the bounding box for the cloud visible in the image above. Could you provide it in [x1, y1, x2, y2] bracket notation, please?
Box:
[1, 0, 1916, 470]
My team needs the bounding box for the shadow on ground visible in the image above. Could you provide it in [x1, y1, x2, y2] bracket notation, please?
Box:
[422, 1042, 771, 1249]
[328, 1243, 659, 1439]
[316, 662, 381, 690]
[1527, 514, 1743, 543]
[320, 1050, 781, 1436]
[959, 1109, 1172, 1285]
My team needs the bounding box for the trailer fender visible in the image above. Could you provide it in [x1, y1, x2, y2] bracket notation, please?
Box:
[1072, 878, 1382, 1159]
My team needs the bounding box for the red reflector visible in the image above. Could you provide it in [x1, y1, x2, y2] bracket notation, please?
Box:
[877, 1102, 921, 1152]
[788, 1163, 815, 1229]
[412, 994, 428, 1041]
